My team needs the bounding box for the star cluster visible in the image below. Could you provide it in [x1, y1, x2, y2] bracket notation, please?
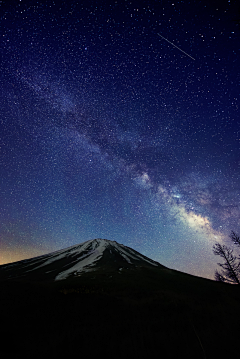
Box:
[0, 0, 239, 279]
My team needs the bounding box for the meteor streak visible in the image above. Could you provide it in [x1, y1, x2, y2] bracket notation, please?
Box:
[157, 33, 195, 60]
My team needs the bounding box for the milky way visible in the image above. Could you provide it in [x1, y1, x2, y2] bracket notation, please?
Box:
[0, 0, 239, 279]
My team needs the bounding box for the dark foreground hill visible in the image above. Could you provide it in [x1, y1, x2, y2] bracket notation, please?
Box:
[1, 239, 240, 358]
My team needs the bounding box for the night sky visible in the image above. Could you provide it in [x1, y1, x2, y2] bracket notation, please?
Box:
[1, 0, 239, 279]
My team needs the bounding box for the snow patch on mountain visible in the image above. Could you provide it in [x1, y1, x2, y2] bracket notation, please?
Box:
[110, 241, 159, 266]
[0, 238, 163, 282]
[55, 239, 109, 280]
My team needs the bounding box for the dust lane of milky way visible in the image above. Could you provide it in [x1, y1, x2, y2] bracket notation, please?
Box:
[0, 0, 239, 280]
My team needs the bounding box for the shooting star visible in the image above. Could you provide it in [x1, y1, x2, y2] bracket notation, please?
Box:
[157, 33, 195, 60]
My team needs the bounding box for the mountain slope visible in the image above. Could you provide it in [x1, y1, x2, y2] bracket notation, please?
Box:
[2, 239, 240, 359]
[0, 238, 166, 282]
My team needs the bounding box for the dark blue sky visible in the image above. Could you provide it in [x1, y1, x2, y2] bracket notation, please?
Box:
[0, 0, 239, 279]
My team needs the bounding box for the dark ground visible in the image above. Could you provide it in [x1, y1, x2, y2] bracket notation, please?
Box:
[1, 268, 240, 358]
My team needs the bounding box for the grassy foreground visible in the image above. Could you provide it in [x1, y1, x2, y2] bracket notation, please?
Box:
[1, 267, 240, 358]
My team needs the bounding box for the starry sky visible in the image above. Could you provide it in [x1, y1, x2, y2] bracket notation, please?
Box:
[0, 0, 239, 279]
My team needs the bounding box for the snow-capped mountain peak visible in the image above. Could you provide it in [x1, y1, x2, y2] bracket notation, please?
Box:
[0, 238, 165, 281]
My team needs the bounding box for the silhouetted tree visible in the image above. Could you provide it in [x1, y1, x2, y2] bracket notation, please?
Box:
[230, 231, 240, 247]
[214, 270, 225, 283]
[213, 232, 240, 285]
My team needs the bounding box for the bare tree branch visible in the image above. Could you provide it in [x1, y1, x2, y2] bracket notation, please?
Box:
[213, 242, 240, 285]
[230, 231, 240, 248]
[214, 270, 225, 282]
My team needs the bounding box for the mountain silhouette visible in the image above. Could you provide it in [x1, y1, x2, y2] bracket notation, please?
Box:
[0, 238, 166, 282]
